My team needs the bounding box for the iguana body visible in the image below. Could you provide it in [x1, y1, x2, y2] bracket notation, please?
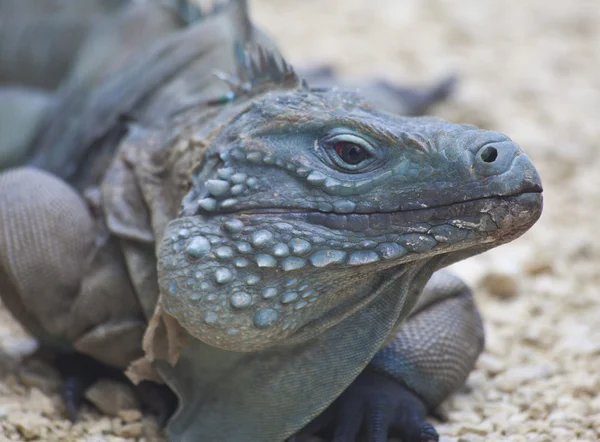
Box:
[0, 2, 543, 442]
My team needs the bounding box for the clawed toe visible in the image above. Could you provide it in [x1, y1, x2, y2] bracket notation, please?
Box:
[55, 352, 123, 421]
[292, 370, 439, 442]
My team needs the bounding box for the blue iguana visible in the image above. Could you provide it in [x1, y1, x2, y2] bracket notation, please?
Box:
[0, 1, 543, 441]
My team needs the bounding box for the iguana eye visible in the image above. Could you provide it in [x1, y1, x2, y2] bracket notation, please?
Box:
[323, 133, 375, 171]
[334, 141, 369, 165]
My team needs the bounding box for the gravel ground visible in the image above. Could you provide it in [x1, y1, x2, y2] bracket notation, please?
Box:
[1, 1, 599, 441]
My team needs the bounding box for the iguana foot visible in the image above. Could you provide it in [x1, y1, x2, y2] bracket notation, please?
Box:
[291, 370, 438, 442]
[55, 353, 177, 425]
[136, 380, 178, 427]
[54, 352, 124, 421]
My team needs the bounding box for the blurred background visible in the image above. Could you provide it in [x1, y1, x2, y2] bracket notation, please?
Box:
[0, 1, 599, 440]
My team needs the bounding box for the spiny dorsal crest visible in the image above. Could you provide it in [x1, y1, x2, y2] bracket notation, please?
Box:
[214, 42, 307, 102]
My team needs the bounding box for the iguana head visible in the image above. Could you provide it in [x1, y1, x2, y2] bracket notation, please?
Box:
[156, 86, 542, 352]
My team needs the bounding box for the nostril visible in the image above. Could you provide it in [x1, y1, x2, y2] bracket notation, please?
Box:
[480, 145, 498, 163]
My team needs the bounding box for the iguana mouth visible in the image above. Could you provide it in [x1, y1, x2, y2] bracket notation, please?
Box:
[284, 190, 543, 340]
[235, 188, 543, 232]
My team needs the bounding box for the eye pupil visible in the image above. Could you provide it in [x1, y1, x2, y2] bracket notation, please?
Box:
[334, 142, 368, 165]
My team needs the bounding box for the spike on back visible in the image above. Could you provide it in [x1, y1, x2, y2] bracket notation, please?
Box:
[213, 42, 306, 103]
[236, 41, 302, 89]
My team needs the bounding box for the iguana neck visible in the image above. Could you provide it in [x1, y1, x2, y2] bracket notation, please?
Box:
[156, 256, 444, 442]
[125, 93, 282, 242]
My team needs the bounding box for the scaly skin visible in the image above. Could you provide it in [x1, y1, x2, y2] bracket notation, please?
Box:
[142, 88, 542, 442]
[0, 2, 543, 441]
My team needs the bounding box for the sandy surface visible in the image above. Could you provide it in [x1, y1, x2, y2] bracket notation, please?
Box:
[1, 1, 599, 441]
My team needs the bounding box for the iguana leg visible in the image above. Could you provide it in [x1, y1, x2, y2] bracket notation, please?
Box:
[0, 167, 147, 418]
[292, 271, 484, 442]
[0, 167, 96, 347]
